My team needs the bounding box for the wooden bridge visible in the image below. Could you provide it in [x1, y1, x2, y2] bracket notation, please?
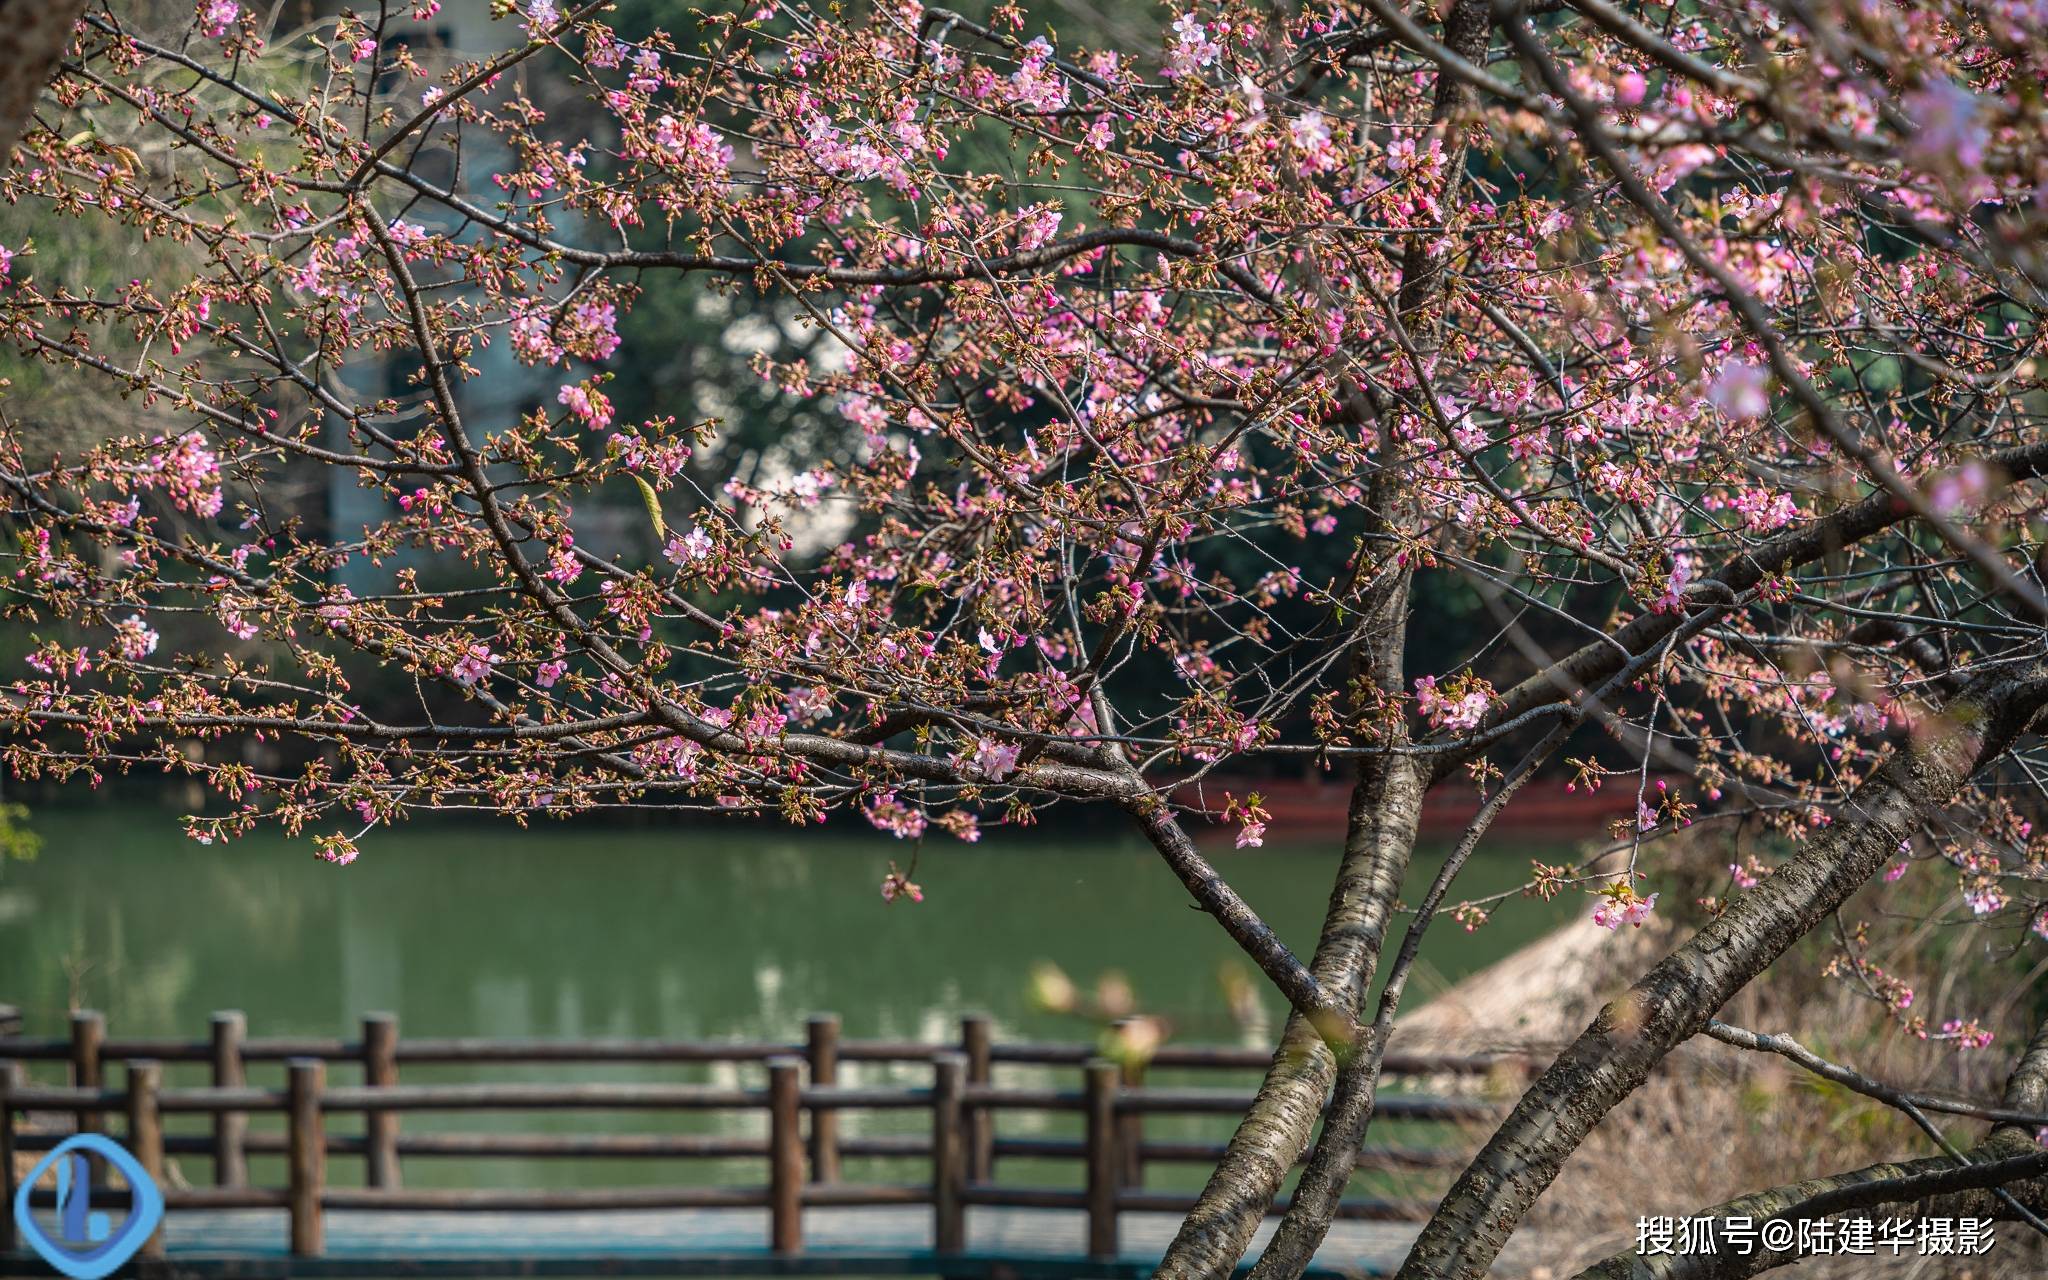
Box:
[1, 1011, 1524, 1278]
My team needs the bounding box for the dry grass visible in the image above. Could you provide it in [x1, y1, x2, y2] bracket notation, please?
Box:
[1406, 843, 2048, 1278]
[1518, 1052, 2047, 1277]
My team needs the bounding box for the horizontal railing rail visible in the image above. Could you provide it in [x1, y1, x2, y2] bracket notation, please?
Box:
[0, 1009, 1523, 1265]
[0, 1035, 1506, 1076]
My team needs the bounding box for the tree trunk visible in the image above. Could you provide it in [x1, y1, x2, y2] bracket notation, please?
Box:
[0, 0, 87, 169]
[1248, 725, 1567, 1280]
[1153, 565, 1421, 1280]
[1225, 2, 1496, 1273]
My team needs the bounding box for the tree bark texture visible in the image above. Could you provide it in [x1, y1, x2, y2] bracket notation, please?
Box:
[0, 0, 86, 170]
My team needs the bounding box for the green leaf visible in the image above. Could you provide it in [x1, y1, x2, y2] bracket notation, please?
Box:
[630, 475, 666, 541]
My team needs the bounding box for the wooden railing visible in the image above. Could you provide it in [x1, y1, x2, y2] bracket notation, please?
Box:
[1, 1010, 1517, 1263]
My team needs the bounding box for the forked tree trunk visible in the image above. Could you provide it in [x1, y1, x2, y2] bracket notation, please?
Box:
[1234, 0, 1497, 1272]
[1153, 561, 1423, 1280]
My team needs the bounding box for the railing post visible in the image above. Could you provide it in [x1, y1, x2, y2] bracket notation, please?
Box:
[804, 1014, 839, 1184]
[1, 1059, 18, 1255]
[1113, 1022, 1145, 1189]
[210, 1010, 247, 1187]
[125, 1061, 165, 1259]
[70, 1007, 105, 1126]
[1084, 1058, 1119, 1261]
[767, 1056, 803, 1254]
[931, 1052, 966, 1254]
[287, 1058, 326, 1257]
[362, 1012, 400, 1188]
[71, 1010, 105, 1186]
[960, 1013, 992, 1182]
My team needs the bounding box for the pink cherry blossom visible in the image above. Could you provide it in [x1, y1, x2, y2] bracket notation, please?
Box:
[664, 527, 714, 565]
[199, 1, 238, 39]
[450, 644, 498, 687]
[151, 432, 226, 518]
[1591, 886, 1657, 931]
[1016, 206, 1063, 252]
[1928, 460, 1991, 516]
[1652, 554, 1695, 613]
[1903, 79, 1987, 176]
[4, 8, 2045, 1234]
[1707, 361, 1770, 421]
[557, 381, 614, 430]
[218, 601, 260, 640]
[865, 792, 927, 840]
[315, 840, 361, 866]
[110, 616, 160, 661]
[1414, 675, 1491, 733]
[962, 738, 1022, 781]
[522, 0, 562, 37]
[880, 861, 924, 903]
[1731, 487, 1799, 531]
[1006, 38, 1068, 112]
[1164, 14, 1220, 77]
[1937, 1018, 1994, 1050]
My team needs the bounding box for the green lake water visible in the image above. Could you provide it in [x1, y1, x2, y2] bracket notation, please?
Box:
[1, 807, 1577, 1194]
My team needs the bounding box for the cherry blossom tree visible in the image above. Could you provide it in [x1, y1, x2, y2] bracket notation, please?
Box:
[4, 0, 2048, 1275]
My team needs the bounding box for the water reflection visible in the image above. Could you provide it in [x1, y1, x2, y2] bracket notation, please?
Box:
[2, 808, 1575, 1192]
[4, 810, 1569, 1045]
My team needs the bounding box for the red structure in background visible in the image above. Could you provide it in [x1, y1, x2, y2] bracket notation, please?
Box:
[1174, 776, 1649, 844]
